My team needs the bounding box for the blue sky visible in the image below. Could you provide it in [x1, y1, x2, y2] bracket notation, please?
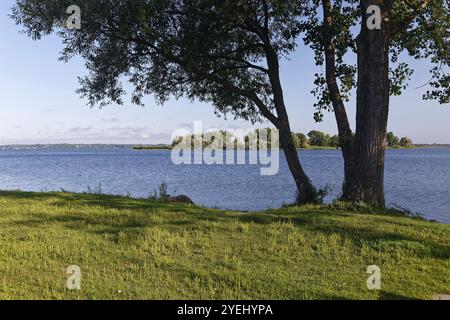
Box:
[0, 1, 448, 144]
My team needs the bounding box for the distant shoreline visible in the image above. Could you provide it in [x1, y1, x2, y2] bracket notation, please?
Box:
[0, 144, 448, 151]
[132, 145, 450, 151]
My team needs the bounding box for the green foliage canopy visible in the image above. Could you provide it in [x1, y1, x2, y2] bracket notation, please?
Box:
[301, 0, 449, 122]
[11, 0, 308, 125]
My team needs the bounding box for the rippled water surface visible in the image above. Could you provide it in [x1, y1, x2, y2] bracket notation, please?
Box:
[0, 147, 448, 223]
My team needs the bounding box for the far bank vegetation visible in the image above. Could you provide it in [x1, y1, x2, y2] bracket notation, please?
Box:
[135, 130, 413, 150]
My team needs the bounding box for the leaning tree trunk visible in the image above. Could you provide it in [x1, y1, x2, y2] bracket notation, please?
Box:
[278, 126, 317, 204]
[342, 0, 392, 207]
[263, 40, 318, 205]
[273, 75, 317, 205]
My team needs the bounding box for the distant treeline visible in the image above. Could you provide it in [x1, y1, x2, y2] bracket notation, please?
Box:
[293, 131, 340, 149]
[169, 129, 415, 150]
[171, 129, 341, 150]
[386, 132, 413, 148]
[171, 130, 246, 149]
[299, 131, 414, 149]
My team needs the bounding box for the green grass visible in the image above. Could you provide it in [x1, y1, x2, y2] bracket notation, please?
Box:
[0, 191, 448, 300]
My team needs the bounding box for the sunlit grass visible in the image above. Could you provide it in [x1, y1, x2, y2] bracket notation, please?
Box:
[0, 191, 448, 300]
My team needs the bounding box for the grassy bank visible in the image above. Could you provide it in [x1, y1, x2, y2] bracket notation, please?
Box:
[0, 191, 448, 300]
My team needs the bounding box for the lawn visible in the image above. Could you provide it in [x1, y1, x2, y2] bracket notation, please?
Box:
[0, 191, 448, 300]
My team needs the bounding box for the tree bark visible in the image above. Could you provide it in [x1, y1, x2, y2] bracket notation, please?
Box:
[322, 0, 356, 203]
[278, 125, 318, 204]
[341, 0, 393, 207]
[262, 34, 318, 204]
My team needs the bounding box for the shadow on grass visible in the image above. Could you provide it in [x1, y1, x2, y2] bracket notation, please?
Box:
[379, 291, 420, 300]
[1, 191, 449, 260]
[0, 190, 207, 214]
[0, 190, 218, 232]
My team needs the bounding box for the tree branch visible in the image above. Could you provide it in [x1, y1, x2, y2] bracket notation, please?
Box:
[391, 0, 430, 35]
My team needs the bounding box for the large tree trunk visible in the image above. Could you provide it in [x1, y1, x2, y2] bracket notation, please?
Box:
[341, 0, 392, 207]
